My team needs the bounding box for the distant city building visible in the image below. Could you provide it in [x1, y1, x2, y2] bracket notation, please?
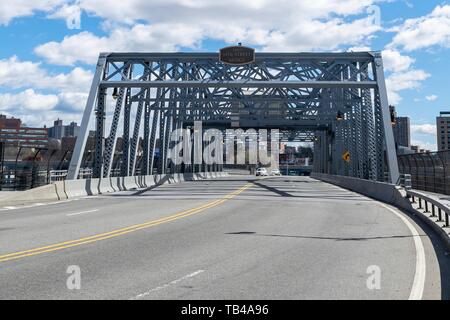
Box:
[437, 112, 450, 151]
[393, 116, 411, 148]
[48, 119, 63, 139]
[65, 121, 80, 137]
[284, 146, 296, 154]
[409, 145, 430, 154]
[48, 119, 80, 139]
[0, 115, 48, 148]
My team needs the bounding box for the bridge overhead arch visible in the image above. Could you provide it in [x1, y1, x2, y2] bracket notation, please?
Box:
[67, 50, 399, 183]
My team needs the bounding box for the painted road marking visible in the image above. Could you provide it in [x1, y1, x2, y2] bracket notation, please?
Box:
[67, 209, 100, 216]
[0, 183, 252, 263]
[0, 199, 77, 212]
[378, 203, 426, 300]
[131, 270, 205, 300]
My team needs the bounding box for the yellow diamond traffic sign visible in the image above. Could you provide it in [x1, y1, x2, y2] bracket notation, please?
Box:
[342, 151, 351, 163]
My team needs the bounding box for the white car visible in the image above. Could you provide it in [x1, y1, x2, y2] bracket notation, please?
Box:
[271, 169, 281, 176]
[255, 168, 269, 176]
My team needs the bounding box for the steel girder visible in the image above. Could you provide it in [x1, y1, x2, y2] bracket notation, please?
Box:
[67, 51, 399, 183]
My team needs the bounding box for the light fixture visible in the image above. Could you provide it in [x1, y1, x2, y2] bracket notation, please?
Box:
[112, 88, 119, 100]
[336, 111, 344, 121]
[390, 105, 397, 125]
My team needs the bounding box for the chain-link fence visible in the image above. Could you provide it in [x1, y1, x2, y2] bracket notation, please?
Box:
[398, 151, 450, 195]
[0, 139, 157, 190]
[0, 141, 95, 190]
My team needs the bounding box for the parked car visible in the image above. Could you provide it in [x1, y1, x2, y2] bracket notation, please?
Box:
[271, 169, 281, 176]
[255, 168, 269, 176]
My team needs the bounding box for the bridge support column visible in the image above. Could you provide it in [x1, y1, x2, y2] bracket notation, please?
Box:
[142, 104, 152, 176]
[93, 88, 106, 179]
[103, 65, 131, 178]
[129, 90, 146, 176]
[67, 54, 107, 180]
[372, 53, 400, 184]
[121, 91, 131, 177]
[158, 112, 167, 175]
[148, 110, 159, 175]
[314, 130, 331, 175]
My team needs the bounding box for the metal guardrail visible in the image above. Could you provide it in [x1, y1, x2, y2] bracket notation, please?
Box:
[49, 168, 92, 182]
[407, 189, 450, 228]
[398, 173, 412, 189]
[78, 168, 93, 180]
[49, 170, 67, 182]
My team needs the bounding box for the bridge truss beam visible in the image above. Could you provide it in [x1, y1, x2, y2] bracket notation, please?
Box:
[67, 51, 399, 183]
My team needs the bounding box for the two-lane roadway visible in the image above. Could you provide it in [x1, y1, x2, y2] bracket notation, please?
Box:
[0, 176, 448, 299]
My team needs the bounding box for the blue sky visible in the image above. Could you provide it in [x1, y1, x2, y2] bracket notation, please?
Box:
[0, 0, 449, 151]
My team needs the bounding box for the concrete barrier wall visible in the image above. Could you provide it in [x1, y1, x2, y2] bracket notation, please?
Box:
[64, 178, 100, 198]
[311, 173, 411, 210]
[99, 177, 114, 194]
[0, 184, 60, 207]
[0, 171, 229, 207]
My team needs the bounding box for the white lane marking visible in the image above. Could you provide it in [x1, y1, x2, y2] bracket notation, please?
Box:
[66, 209, 100, 216]
[0, 199, 76, 212]
[378, 203, 426, 300]
[131, 270, 205, 300]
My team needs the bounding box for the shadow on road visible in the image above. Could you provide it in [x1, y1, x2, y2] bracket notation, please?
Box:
[225, 231, 428, 242]
[250, 180, 372, 201]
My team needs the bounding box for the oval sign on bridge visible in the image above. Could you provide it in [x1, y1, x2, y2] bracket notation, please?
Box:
[220, 46, 255, 65]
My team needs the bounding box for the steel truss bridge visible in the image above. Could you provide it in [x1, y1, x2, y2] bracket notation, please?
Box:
[67, 51, 399, 183]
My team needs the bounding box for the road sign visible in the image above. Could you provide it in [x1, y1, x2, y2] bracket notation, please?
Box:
[219, 45, 255, 65]
[342, 151, 351, 163]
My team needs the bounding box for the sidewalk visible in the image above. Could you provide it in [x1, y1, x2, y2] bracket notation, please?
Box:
[0, 191, 18, 199]
[411, 189, 450, 208]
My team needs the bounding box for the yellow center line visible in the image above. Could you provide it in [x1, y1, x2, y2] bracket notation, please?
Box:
[0, 183, 253, 263]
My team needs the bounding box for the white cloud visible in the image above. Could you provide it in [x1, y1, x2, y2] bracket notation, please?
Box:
[411, 140, 437, 152]
[77, 0, 380, 26]
[34, 0, 384, 65]
[410, 124, 437, 152]
[411, 124, 436, 135]
[0, 89, 59, 111]
[0, 56, 92, 115]
[348, 46, 372, 52]
[47, 4, 82, 29]
[425, 94, 438, 101]
[34, 24, 204, 65]
[382, 49, 414, 73]
[0, 0, 63, 25]
[57, 91, 89, 111]
[389, 5, 450, 51]
[0, 56, 93, 91]
[386, 69, 430, 105]
[0, 87, 88, 117]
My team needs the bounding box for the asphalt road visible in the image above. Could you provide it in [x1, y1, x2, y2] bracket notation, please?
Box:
[0, 176, 448, 300]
